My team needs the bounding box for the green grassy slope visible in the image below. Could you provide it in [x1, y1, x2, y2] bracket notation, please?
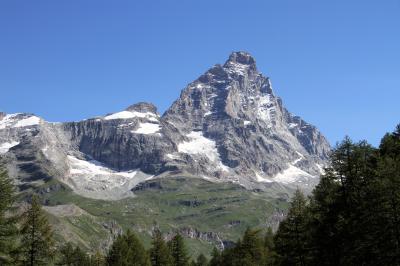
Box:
[35, 176, 290, 258]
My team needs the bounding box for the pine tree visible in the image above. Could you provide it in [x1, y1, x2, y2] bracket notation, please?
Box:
[274, 189, 310, 266]
[308, 138, 378, 265]
[208, 247, 222, 266]
[193, 254, 207, 266]
[233, 228, 266, 266]
[58, 242, 91, 266]
[168, 234, 189, 266]
[16, 194, 54, 266]
[0, 167, 18, 265]
[89, 250, 105, 266]
[306, 168, 342, 266]
[106, 230, 150, 266]
[375, 125, 400, 264]
[264, 227, 277, 265]
[149, 228, 172, 266]
[58, 242, 75, 265]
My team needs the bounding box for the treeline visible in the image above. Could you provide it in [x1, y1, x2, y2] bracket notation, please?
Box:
[272, 125, 400, 265]
[1, 125, 400, 265]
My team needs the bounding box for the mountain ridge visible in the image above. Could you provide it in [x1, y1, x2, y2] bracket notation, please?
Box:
[0, 51, 330, 200]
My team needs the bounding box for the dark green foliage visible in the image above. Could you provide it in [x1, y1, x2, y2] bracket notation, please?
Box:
[233, 228, 266, 265]
[89, 250, 105, 266]
[375, 125, 400, 264]
[264, 227, 277, 265]
[106, 230, 151, 266]
[150, 228, 172, 266]
[208, 247, 222, 266]
[192, 254, 207, 266]
[58, 242, 91, 265]
[209, 228, 272, 266]
[168, 234, 189, 266]
[0, 167, 18, 265]
[274, 190, 309, 266]
[273, 124, 400, 265]
[16, 194, 55, 266]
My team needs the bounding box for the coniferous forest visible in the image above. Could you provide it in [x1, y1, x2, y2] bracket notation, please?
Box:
[0, 125, 399, 266]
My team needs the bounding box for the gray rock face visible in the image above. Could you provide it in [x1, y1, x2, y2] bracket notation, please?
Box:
[0, 52, 331, 199]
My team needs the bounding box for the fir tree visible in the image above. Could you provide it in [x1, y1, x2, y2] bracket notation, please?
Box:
[89, 250, 105, 266]
[168, 234, 189, 266]
[149, 228, 172, 266]
[233, 228, 266, 266]
[58, 242, 91, 266]
[375, 125, 400, 264]
[17, 195, 55, 266]
[193, 254, 207, 266]
[106, 230, 150, 266]
[264, 227, 277, 265]
[274, 189, 310, 266]
[208, 247, 222, 266]
[0, 167, 17, 265]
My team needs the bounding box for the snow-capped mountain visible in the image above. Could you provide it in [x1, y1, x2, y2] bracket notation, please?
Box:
[0, 52, 330, 199]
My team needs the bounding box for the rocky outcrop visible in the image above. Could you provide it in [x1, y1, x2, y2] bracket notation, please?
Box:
[165, 227, 225, 250]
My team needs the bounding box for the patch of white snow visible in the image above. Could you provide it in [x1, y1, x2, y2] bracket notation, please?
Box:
[14, 116, 41, 128]
[0, 114, 40, 129]
[255, 173, 273, 183]
[178, 131, 230, 172]
[273, 164, 314, 184]
[0, 141, 19, 154]
[132, 123, 160, 135]
[104, 111, 158, 121]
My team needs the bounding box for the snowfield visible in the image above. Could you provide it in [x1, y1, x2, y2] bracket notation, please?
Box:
[104, 110, 159, 122]
[272, 164, 314, 184]
[132, 122, 161, 135]
[0, 114, 41, 129]
[0, 141, 19, 154]
[178, 131, 230, 172]
[66, 155, 151, 200]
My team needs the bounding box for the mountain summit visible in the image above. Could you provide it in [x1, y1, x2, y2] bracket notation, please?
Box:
[0, 52, 330, 199]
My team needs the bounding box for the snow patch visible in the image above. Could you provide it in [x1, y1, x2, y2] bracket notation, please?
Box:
[104, 110, 158, 121]
[273, 164, 314, 184]
[14, 116, 41, 128]
[316, 163, 325, 174]
[256, 95, 275, 123]
[66, 155, 151, 200]
[204, 111, 212, 117]
[178, 131, 230, 172]
[132, 123, 160, 135]
[255, 173, 273, 183]
[0, 114, 40, 129]
[225, 62, 250, 76]
[68, 155, 137, 178]
[244, 120, 251, 126]
[0, 141, 19, 154]
[292, 152, 304, 165]
[166, 153, 180, 160]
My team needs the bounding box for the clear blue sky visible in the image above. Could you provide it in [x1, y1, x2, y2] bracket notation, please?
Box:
[0, 0, 399, 146]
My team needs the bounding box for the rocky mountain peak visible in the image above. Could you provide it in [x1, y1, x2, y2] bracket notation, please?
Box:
[126, 102, 158, 114]
[223, 51, 258, 73]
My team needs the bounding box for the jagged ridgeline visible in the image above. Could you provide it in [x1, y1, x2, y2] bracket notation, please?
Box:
[0, 52, 330, 254]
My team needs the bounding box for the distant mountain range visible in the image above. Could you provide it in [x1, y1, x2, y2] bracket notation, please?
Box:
[0, 51, 330, 200]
